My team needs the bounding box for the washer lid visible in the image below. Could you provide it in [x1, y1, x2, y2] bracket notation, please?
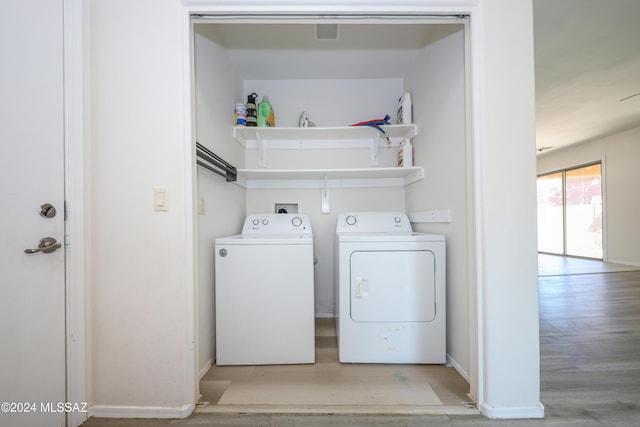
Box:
[338, 232, 445, 242]
[216, 234, 313, 245]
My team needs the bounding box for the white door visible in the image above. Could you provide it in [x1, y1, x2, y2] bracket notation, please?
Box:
[350, 250, 436, 322]
[0, 1, 66, 427]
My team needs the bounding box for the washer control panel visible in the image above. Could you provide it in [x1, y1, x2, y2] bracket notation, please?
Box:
[242, 213, 312, 235]
[336, 212, 413, 233]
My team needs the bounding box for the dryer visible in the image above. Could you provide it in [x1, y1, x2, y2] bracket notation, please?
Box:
[335, 212, 446, 364]
[215, 214, 315, 365]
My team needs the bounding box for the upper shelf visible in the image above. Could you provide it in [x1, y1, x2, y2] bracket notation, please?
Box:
[232, 124, 417, 148]
[232, 124, 417, 167]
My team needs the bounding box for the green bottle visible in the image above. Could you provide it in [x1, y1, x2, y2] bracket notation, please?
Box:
[257, 96, 272, 127]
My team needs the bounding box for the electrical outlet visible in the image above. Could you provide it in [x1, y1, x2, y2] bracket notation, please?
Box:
[275, 203, 298, 214]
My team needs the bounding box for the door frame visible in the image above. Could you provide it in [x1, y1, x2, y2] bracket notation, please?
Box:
[64, 0, 88, 426]
[178, 0, 486, 414]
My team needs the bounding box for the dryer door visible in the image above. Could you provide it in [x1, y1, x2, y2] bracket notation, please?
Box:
[350, 250, 436, 322]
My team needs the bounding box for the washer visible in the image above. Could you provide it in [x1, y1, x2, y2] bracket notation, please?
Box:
[215, 214, 315, 365]
[335, 212, 446, 364]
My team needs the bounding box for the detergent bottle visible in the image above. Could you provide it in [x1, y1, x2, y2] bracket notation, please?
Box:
[257, 96, 273, 127]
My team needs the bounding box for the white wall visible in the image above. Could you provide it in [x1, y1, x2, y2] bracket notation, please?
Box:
[537, 125, 640, 266]
[475, 0, 542, 417]
[87, 0, 194, 415]
[84, 0, 541, 420]
[243, 79, 402, 128]
[405, 26, 469, 377]
[194, 26, 247, 375]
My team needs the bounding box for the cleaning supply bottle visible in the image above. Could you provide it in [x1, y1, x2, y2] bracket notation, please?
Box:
[268, 102, 275, 127]
[397, 92, 412, 125]
[398, 138, 413, 167]
[257, 96, 272, 127]
[245, 93, 258, 127]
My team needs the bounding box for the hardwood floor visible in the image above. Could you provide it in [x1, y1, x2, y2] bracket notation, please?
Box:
[538, 269, 640, 426]
[82, 258, 640, 426]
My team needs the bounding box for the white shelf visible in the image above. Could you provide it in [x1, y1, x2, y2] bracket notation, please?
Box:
[236, 167, 424, 189]
[233, 124, 417, 167]
[232, 124, 417, 148]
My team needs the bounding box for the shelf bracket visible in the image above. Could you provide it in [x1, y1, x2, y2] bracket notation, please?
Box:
[256, 131, 267, 167]
[370, 132, 380, 166]
[321, 175, 330, 214]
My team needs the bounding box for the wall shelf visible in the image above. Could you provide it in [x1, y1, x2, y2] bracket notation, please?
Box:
[232, 124, 417, 167]
[235, 166, 424, 189]
[232, 124, 417, 147]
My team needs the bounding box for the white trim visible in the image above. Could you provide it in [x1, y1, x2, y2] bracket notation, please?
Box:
[89, 404, 194, 419]
[465, 2, 485, 410]
[600, 157, 608, 263]
[199, 358, 213, 379]
[446, 354, 470, 383]
[480, 402, 545, 419]
[179, 1, 200, 416]
[605, 259, 640, 267]
[181, 0, 484, 417]
[63, 0, 87, 426]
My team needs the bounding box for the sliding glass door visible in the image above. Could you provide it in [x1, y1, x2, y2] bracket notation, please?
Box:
[537, 162, 603, 259]
[537, 172, 564, 254]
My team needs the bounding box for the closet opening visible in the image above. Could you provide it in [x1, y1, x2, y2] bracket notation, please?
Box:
[191, 14, 475, 414]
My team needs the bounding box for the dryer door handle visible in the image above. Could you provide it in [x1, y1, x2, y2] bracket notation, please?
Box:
[354, 277, 368, 298]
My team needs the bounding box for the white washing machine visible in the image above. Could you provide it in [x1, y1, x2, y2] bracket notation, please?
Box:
[335, 212, 446, 364]
[215, 214, 315, 365]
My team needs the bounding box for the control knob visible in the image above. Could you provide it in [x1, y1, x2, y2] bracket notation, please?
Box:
[291, 216, 303, 227]
[345, 215, 357, 226]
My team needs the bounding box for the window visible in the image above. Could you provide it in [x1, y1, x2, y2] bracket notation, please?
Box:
[537, 162, 603, 259]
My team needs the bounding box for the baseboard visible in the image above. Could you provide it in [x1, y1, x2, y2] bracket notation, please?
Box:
[445, 354, 470, 383]
[199, 358, 213, 379]
[480, 402, 545, 419]
[605, 258, 640, 267]
[315, 313, 336, 319]
[89, 403, 194, 419]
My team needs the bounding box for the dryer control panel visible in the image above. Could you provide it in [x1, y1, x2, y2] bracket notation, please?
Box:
[242, 213, 312, 235]
[336, 212, 412, 233]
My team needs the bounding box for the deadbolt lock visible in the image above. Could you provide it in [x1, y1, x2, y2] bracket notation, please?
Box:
[40, 203, 56, 218]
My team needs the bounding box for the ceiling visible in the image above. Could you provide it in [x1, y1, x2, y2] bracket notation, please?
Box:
[195, 22, 460, 80]
[196, 2, 640, 152]
[534, 0, 640, 152]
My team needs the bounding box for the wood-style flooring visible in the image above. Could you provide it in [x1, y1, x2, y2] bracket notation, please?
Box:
[82, 255, 640, 426]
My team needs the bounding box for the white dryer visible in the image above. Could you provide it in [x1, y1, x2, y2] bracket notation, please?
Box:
[335, 212, 446, 364]
[215, 214, 315, 365]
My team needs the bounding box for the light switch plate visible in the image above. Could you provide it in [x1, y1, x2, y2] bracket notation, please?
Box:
[154, 187, 168, 211]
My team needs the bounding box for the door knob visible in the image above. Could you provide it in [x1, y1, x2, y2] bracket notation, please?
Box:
[24, 237, 62, 254]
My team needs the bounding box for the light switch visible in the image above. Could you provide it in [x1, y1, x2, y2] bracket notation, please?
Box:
[154, 187, 168, 211]
[198, 196, 206, 215]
